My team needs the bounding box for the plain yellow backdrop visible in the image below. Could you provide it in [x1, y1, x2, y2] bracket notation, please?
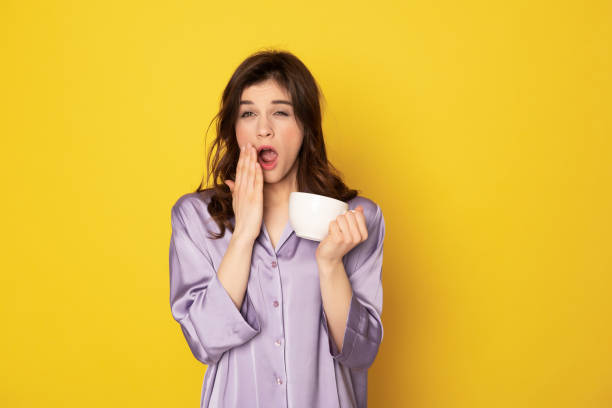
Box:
[1, 0, 610, 407]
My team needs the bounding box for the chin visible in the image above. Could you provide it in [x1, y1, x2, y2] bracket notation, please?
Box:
[263, 174, 282, 184]
[263, 168, 288, 184]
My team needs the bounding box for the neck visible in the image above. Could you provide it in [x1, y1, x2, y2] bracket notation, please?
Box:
[263, 159, 299, 209]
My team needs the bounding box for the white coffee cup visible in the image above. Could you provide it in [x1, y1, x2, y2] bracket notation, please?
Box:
[289, 192, 350, 241]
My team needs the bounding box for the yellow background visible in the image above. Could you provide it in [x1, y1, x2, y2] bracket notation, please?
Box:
[1, 0, 610, 406]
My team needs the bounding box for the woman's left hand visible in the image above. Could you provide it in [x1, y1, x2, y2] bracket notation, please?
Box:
[315, 205, 368, 267]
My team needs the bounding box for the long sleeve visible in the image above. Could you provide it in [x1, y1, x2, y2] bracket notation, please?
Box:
[169, 199, 261, 365]
[321, 204, 385, 370]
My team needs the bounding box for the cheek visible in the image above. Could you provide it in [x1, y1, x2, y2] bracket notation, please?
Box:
[280, 123, 303, 151]
[234, 122, 250, 144]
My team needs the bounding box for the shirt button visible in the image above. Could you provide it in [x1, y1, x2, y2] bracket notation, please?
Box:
[271, 261, 277, 267]
[276, 377, 283, 385]
[274, 339, 282, 347]
[273, 300, 279, 308]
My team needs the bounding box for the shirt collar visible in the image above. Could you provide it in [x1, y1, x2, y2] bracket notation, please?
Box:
[257, 219, 295, 254]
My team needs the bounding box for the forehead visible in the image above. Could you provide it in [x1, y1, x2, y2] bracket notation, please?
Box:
[240, 79, 291, 101]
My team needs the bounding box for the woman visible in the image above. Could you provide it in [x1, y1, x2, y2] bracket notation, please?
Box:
[169, 49, 385, 408]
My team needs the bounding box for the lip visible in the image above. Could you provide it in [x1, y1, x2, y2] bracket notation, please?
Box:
[256, 144, 278, 154]
[258, 156, 278, 170]
[257, 145, 278, 170]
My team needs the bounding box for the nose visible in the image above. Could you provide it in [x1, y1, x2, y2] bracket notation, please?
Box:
[257, 116, 273, 138]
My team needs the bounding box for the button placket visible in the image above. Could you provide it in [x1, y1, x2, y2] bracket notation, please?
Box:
[266, 256, 287, 395]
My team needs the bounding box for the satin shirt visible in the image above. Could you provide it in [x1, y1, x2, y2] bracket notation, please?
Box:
[169, 189, 385, 407]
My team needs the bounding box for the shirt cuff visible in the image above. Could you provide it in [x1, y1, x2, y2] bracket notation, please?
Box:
[321, 291, 364, 362]
[194, 271, 261, 353]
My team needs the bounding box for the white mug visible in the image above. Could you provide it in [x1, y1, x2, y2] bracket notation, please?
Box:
[289, 192, 350, 241]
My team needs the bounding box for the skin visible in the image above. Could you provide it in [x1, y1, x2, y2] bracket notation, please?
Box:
[222, 78, 369, 353]
[234, 78, 303, 214]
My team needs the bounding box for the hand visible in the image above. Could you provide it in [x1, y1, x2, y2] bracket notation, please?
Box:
[315, 205, 368, 267]
[224, 142, 264, 242]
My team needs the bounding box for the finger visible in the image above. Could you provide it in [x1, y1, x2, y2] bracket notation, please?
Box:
[329, 220, 343, 242]
[224, 180, 234, 193]
[254, 152, 263, 190]
[352, 208, 368, 240]
[344, 211, 363, 243]
[335, 215, 353, 244]
[235, 144, 245, 191]
[246, 144, 256, 192]
[239, 143, 251, 196]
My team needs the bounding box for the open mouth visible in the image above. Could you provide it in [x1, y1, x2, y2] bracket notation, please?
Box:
[257, 145, 278, 170]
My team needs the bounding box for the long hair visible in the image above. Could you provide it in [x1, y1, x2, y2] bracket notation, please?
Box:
[195, 49, 359, 239]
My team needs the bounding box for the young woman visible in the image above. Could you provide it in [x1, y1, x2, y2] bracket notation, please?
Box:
[169, 49, 385, 408]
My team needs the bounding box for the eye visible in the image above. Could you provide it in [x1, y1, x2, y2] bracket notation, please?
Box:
[240, 111, 289, 118]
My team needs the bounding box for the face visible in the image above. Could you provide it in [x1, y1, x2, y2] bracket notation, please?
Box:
[235, 78, 304, 185]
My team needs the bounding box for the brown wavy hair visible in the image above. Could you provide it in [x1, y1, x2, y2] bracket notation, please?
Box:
[194, 48, 359, 239]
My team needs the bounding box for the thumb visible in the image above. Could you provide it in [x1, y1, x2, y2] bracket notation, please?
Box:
[224, 180, 234, 192]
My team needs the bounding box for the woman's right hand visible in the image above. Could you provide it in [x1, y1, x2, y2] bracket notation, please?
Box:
[224, 142, 264, 242]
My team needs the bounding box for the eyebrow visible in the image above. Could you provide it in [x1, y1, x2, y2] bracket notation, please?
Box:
[239, 100, 293, 106]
